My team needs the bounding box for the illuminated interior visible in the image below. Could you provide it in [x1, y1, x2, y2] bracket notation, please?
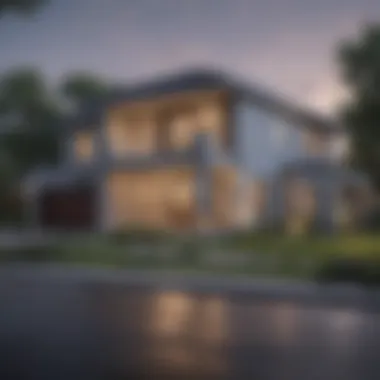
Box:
[105, 90, 229, 155]
[73, 131, 95, 161]
[106, 168, 196, 231]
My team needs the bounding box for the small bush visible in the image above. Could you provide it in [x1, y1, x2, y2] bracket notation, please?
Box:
[362, 206, 380, 232]
[315, 256, 380, 287]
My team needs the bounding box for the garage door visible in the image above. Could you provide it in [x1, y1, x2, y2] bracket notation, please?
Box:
[40, 186, 96, 230]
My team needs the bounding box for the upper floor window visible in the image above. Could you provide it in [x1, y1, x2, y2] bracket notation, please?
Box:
[197, 104, 222, 129]
[125, 118, 155, 154]
[73, 131, 95, 162]
[107, 114, 156, 156]
[107, 118, 132, 156]
[169, 114, 196, 149]
[165, 104, 225, 151]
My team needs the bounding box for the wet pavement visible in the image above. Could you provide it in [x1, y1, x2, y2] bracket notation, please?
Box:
[0, 265, 379, 379]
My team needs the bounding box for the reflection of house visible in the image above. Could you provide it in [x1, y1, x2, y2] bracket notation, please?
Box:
[24, 69, 371, 232]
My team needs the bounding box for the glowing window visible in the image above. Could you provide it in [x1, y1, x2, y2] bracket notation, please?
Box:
[197, 105, 221, 128]
[73, 131, 95, 161]
[170, 115, 194, 148]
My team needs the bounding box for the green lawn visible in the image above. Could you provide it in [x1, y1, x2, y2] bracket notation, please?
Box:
[2, 233, 380, 280]
[228, 233, 380, 257]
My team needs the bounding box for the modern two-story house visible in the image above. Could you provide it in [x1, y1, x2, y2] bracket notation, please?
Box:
[24, 69, 372, 233]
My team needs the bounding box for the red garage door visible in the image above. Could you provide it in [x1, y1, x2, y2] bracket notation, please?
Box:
[40, 186, 96, 230]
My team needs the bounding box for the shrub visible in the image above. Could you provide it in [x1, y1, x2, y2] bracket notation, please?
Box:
[315, 256, 380, 287]
[362, 206, 380, 232]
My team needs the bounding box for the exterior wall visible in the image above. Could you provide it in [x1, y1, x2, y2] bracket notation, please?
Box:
[234, 99, 346, 174]
[233, 99, 305, 228]
[232, 99, 349, 231]
[234, 99, 304, 178]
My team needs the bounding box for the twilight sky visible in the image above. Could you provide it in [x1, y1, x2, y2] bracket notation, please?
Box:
[1, 0, 379, 114]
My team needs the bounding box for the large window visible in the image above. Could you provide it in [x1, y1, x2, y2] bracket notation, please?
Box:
[170, 114, 196, 149]
[197, 104, 224, 146]
[170, 175, 193, 207]
[197, 104, 222, 129]
[107, 117, 155, 156]
[168, 104, 224, 150]
[107, 121, 128, 156]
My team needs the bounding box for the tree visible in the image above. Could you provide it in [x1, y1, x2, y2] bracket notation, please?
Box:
[339, 23, 380, 191]
[0, 69, 109, 174]
[0, 68, 60, 223]
[60, 72, 109, 110]
[0, 68, 61, 173]
[0, 68, 110, 224]
[0, 0, 47, 16]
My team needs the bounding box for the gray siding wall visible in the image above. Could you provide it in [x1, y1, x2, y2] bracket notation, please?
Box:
[233, 99, 333, 229]
[233, 99, 303, 178]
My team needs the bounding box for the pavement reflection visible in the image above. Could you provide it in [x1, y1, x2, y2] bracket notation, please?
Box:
[0, 267, 379, 380]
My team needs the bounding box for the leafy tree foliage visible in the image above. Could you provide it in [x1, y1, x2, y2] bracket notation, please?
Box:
[0, 0, 47, 16]
[339, 23, 380, 191]
[0, 68, 109, 224]
[61, 72, 109, 110]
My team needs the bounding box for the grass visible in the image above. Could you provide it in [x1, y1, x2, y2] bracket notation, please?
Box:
[228, 232, 380, 257]
[1, 232, 380, 280]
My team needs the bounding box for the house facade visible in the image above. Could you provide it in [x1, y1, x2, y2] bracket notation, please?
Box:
[24, 69, 371, 233]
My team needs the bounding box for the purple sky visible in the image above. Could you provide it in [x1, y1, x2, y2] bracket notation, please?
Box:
[1, 0, 379, 114]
